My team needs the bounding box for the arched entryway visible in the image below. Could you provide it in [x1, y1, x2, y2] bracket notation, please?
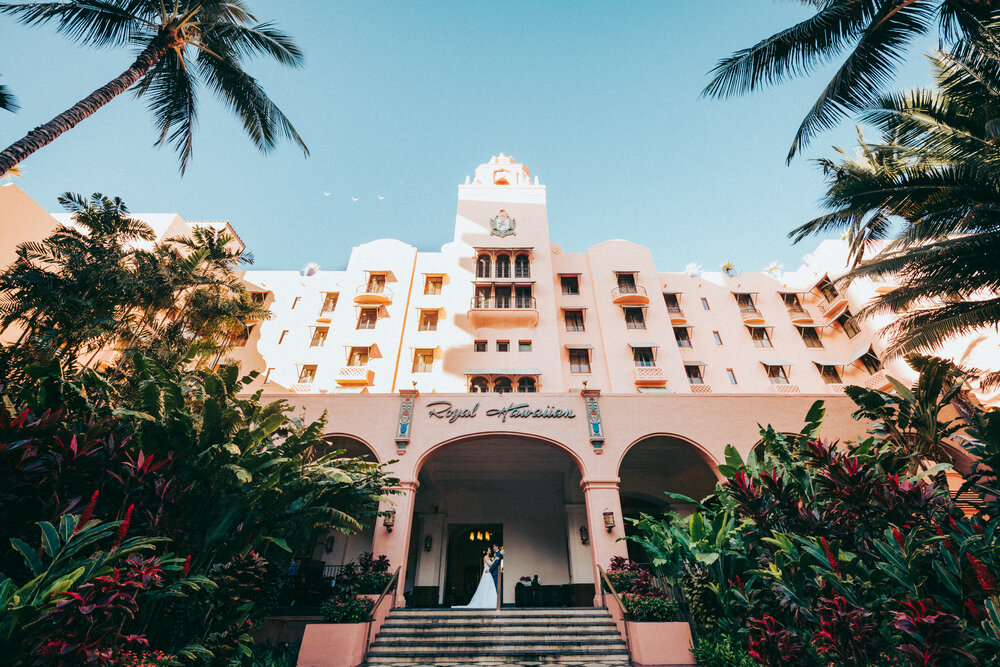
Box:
[405, 434, 593, 607]
[617, 435, 719, 564]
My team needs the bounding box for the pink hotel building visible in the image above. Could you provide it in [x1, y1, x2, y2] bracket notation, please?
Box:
[1, 155, 996, 609]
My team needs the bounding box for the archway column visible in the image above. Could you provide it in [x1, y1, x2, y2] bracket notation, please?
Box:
[372, 479, 419, 607]
[581, 477, 628, 606]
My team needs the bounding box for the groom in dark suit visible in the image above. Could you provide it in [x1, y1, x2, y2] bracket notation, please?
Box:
[489, 544, 503, 604]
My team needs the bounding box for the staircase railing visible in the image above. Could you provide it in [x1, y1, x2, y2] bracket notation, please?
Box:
[364, 566, 400, 662]
[496, 560, 503, 610]
[597, 565, 630, 656]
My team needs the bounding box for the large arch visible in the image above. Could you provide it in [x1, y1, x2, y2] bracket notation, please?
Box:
[406, 433, 593, 608]
[322, 432, 381, 463]
[617, 434, 720, 564]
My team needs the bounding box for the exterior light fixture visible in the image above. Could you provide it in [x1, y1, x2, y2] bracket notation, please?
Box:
[383, 508, 396, 533]
[484, 531, 491, 541]
[603, 508, 615, 533]
[579, 526, 589, 545]
[469, 531, 475, 541]
[477, 531, 484, 541]
[424, 535, 433, 552]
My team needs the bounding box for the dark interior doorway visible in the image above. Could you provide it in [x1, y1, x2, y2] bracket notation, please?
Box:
[445, 524, 503, 606]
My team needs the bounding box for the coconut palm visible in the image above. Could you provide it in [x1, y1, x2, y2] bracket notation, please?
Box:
[789, 27, 1000, 387]
[704, 0, 999, 161]
[0, 75, 16, 112]
[0, 0, 307, 176]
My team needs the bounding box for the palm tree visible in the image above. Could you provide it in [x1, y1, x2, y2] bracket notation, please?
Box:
[789, 26, 1000, 386]
[703, 1, 998, 161]
[0, 0, 308, 177]
[0, 75, 16, 112]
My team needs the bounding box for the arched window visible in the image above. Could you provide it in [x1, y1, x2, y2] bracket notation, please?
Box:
[514, 254, 530, 278]
[469, 376, 489, 393]
[476, 254, 492, 279]
[495, 255, 510, 278]
[517, 377, 536, 393]
[493, 376, 512, 394]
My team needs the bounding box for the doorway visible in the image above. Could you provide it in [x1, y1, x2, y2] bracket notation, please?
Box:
[445, 524, 502, 606]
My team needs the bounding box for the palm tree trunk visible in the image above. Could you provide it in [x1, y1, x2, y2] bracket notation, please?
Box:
[0, 33, 172, 177]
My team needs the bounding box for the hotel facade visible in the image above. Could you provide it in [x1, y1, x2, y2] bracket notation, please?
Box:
[1, 155, 995, 608]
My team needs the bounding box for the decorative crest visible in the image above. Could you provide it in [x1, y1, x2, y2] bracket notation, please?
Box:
[489, 209, 516, 237]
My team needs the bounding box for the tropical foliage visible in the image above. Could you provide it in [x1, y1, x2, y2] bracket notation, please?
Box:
[0, 75, 16, 112]
[704, 1, 999, 160]
[629, 361, 1000, 665]
[0, 0, 308, 176]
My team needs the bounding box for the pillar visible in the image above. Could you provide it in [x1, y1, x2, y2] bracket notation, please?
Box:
[371, 479, 419, 607]
[581, 477, 628, 607]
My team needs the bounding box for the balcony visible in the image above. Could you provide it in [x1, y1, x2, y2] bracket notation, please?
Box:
[739, 307, 765, 324]
[666, 307, 687, 324]
[864, 369, 891, 390]
[785, 306, 813, 324]
[287, 383, 315, 393]
[819, 294, 848, 319]
[335, 366, 374, 386]
[826, 384, 848, 394]
[468, 296, 539, 329]
[771, 384, 801, 394]
[354, 284, 393, 305]
[611, 285, 649, 305]
[689, 384, 712, 394]
[633, 366, 667, 386]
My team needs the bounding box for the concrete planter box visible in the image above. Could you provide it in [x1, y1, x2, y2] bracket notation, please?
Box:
[626, 620, 695, 667]
[296, 622, 368, 667]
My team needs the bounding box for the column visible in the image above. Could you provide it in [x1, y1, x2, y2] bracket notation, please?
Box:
[371, 479, 419, 607]
[581, 477, 628, 607]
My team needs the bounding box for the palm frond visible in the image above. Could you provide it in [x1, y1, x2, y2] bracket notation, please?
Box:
[0, 0, 149, 48]
[0, 74, 18, 112]
[133, 48, 198, 170]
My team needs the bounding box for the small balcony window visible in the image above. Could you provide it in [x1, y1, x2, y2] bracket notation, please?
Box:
[685, 365, 704, 385]
[735, 293, 755, 311]
[419, 310, 439, 331]
[412, 350, 434, 373]
[624, 307, 646, 329]
[750, 327, 773, 348]
[817, 278, 840, 302]
[494, 285, 512, 309]
[424, 276, 443, 295]
[493, 376, 513, 394]
[310, 327, 328, 347]
[469, 376, 489, 393]
[765, 364, 790, 385]
[517, 376, 536, 393]
[783, 293, 806, 313]
[514, 285, 533, 308]
[798, 326, 823, 348]
[838, 310, 861, 338]
[348, 347, 369, 367]
[859, 351, 882, 374]
[297, 365, 317, 383]
[366, 274, 386, 294]
[320, 293, 338, 314]
[674, 327, 692, 348]
[569, 349, 591, 373]
[616, 273, 638, 294]
[514, 254, 530, 279]
[495, 254, 511, 278]
[476, 254, 492, 279]
[564, 310, 585, 332]
[560, 275, 580, 295]
[663, 293, 681, 312]
[632, 346, 655, 367]
[357, 308, 378, 330]
[817, 364, 842, 384]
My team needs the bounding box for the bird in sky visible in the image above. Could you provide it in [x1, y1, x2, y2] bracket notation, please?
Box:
[352, 196, 359, 202]
[378, 195, 385, 200]
[323, 191, 331, 197]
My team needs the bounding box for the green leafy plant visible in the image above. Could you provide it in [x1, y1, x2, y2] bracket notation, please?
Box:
[320, 595, 375, 624]
[620, 593, 679, 622]
[691, 633, 755, 667]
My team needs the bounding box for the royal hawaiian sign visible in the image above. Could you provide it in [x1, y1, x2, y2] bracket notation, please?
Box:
[426, 401, 576, 424]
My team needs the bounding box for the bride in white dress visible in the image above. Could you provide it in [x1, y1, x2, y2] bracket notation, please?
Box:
[453, 548, 497, 609]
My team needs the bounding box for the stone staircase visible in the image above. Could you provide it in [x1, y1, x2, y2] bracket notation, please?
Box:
[364, 607, 630, 665]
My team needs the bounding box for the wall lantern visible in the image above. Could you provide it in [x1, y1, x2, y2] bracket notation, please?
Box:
[579, 526, 589, 545]
[603, 508, 615, 533]
[424, 535, 433, 552]
[383, 508, 396, 533]
[325, 535, 335, 553]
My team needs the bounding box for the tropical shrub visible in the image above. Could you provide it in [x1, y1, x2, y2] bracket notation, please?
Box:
[691, 634, 756, 667]
[620, 593, 679, 622]
[336, 552, 393, 595]
[320, 595, 375, 624]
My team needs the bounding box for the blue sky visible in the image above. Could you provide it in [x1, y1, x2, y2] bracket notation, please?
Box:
[1, 2, 938, 272]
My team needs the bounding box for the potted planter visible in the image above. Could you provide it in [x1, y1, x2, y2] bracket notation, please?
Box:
[620, 593, 695, 666]
[296, 595, 375, 667]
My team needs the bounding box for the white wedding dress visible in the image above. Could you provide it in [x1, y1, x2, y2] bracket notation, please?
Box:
[453, 560, 497, 609]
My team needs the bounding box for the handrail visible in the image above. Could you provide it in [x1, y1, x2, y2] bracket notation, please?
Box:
[364, 567, 401, 663]
[496, 560, 503, 610]
[597, 565, 630, 656]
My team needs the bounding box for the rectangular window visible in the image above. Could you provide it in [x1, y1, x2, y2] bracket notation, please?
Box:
[310, 327, 328, 347]
[366, 273, 386, 294]
[291, 296, 301, 310]
[514, 285, 532, 308]
[616, 272, 638, 293]
[419, 310, 439, 331]
[297, 365, 317, 383]
[817, 278, 840, 302]
[713, 331, 723, 345]
[701, 297, 710, 310]
[818, 364, 842, 384]
[859, 351, 881, 374]
[750, 327, 773, 348]
[735, 293, 755, 311]
[412, 349, 434, 373]
[624, 307, 646, 329]
[424, 276, 443, 295]
[474, 285, 491, 308]
[569, 349, 591, 373]
[278, 330, 289, 345]
[263, 368, 273, 384]
[674, 327, 692, 348]
[663, 293, 681, 312]
[766, 365, 790, 385]
[320, 292, 338, 314]
[494, 285, 511, 308]
[474, 340, 487, 352]
[798, 326, 823, 348]
[497, 340, 509, 352]
[839, 310, 861, 338]
[348, 347, 369, 366]
[560, 275, 580, 295]
[564, 309, 585, 332]
[519, 340, 532, 352]
[783, 293, 806, 314]
[357, 308, 378, 330]
[632, 346, 655, 367]
[726, 368, 737, 385]
[685, 365, 704, 385]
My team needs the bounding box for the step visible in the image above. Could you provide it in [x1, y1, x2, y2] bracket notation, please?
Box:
[365, 656, 629, 665]
[387, 607, 609, 616]
[365, 648, 630, 661]
[380, 619, 619, 629]
[370, 638, 625, 648]
[376, 629, 619, 640]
